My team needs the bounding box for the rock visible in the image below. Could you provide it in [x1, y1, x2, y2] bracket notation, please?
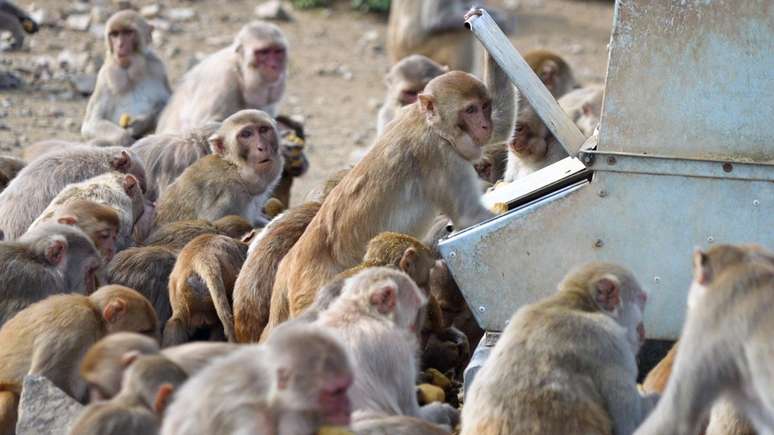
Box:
[141, 4, 162, 18]
[70, 73, 96, 95]
[91, 6, 111, 24]
[0, 71, 22, 90]
[65, 14, 91, 32]
[166, 8, 196, 22]
[15, 375, 83, 435]
[254, 1, 292, 21]
[57, 51, 90, 72]
[29, 7, 59, 27]
[148, 18, 172, 32]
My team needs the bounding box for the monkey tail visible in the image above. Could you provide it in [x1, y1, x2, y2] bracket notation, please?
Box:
[233, 263, 273, 343]
[194, 257, 236, 343]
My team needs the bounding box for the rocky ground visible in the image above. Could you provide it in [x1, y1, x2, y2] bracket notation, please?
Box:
[0, 0, 614, 204]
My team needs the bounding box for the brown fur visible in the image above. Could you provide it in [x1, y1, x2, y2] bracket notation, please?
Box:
[145, 215, 252, 252]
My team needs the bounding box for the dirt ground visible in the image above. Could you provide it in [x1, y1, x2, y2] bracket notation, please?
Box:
[0, 0, 614, 204]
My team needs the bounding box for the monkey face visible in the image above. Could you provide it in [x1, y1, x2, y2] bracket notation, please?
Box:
[109, 27, 137, 68]
[236, 122, 281, 173]
[249, 43, 286, 83]
[92, 226, 118, 263]
[451, 98, 492, 161]
[510, 118, 550, 160]
[317, 373, 353, 426]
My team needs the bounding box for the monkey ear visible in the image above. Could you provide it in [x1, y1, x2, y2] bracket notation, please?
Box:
[692, 249, 711, 285]
[103, 298, 128, 324]
[112, 150, 131, 172]
[370, 283, 397, 315]
[120, 350, 141, 368]
[399, 247, 418, 275]
[153, 384, 175, 414]
[57, 215, 78, 226]
[208, 134, 226, 155]
[418, 93, 436, 116]
[122, 174, 138, 196]
[45, 239, 67, 266]
[593, 274, 621, 313]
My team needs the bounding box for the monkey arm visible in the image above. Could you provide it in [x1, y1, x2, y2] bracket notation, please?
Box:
[485, 50, 516, 145]
[435, 165, 495, 229]
[421, 0, 472, 34]
[81, 88, 134, 147]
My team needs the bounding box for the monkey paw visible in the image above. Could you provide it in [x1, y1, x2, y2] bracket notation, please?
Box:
[417, 383, 446, 405]
[119, 114, 133, 128]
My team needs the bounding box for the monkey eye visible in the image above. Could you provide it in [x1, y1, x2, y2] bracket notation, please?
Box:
[465, 105, 478, 114]
[109, 30, 120, 38]
[515, 124, 526, 133]
[259, 126, 270, 134]
[239, 129, 254, 139]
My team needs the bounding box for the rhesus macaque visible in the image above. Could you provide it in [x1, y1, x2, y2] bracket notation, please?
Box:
[314, 267, 458, 427]
[377, 55, 447, 137]
[558, 84, 605, 137]
[353, 415, 452, 435]
[106, 246, 176, 328]
[233, 201, 322, 343]
[273, 115, 310, 208]
[523, 50, 578, 98]
[642, 342, 757, 435]
[81, 10, 171, 146]
[159, 342, 238, 375]
[0, 222, 101, 326]
[0, 285, 157, 433]
[156, 21, 288, 133]
[276, 70, 502, 318]
[0, 156, 24, 193]
[163, 234, 248, 346]
[429, 260, 483, 350]
[145, 215, 252, 252]
[0, 1, 38, 50]
[28, 171, 152, 251]
[154, 110, 283, 228]
[69, 354, 188, 435]
[161, 324, 353, 435]
[387, 0, 474, 72]
[635, 244, 774, 435]
[0, 146, 147, 240]
[461, 262, 654, 435]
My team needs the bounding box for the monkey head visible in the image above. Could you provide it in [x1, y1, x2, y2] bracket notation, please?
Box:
[509, 105, 551, 161]
[420, 71, 493, 162]
[105, 11, 152, 69]
[387, 55, 447, 107]
[235, 21, 288, 84]
[54, 200, 120, 263]
[265, 324, 354, 427]
[363, 232, 437, 289]
[90, 285, 159, 338]
[208, 109, 283, 194]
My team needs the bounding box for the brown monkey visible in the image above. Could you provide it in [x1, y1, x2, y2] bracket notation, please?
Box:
[0, 146, 147, 240]
[69, 354, 188, 435]
[461, 262, 654, 435]
[277, 71, 498, 318]
[0, 222, 101, 326]
[106, 246, 176, 329]
[429, 259, 483, 349]
[0, 285, 157, 433]
[154, 110, 283, 227]
[156, 21, 288, 133]
[523, 50, 578, 98]
[27, 172, 149, 252]
[145, 215, 252, 252]
[163, 234, 248, 346]
[81, 10, 171, 146]
[0, 156, 24, 193]
[635, 244, 774, 435]
[160, 342, 238, 375]
[387, 0, 474, 72]
[273, 115, 310, 208]
[314, 267, 458, 427]
[161, 323, 353, 435]
[377, 55, 447, 137]
[641, 342, 677, 395]
[130, 122, 220, 200]
[0, 1, 37, 50]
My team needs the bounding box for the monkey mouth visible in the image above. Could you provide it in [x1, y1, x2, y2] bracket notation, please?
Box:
[257, 158, 272, 165]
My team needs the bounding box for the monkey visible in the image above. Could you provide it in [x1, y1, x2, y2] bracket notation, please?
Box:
[233, 201, 322, 343]
[428, 259, 483, 351]
[0, 285, 157, 433]
[635, 244, 774, 435]
[26, 171, 145, 253]
[0, 1, 38, 51]
[0, 156, 24, 193]
[153, 110, 283, 228]
[387, 0, 474, 72]
[106, 246, 176, 329]
[376, 55, 447, 137]
[161, 323, 353, 435]
[159, 341, 238, 375]
[276, 70, 502, 319]
[156, 21, 288, 133]
[272, 115, 310, 208]
[0, 222, 102, 326]
[163, 234, 248, 346]
[69, 354, 188, 435]
[81, 10, 171, 147]
[557, 84, 605, 137]
[641, 342, 677, 395]
[352, 415, 453, 435]
[313, 267, 458, 428]
[145, 215, 252, 252]
[461, 262, 654, 435]
[523, 50, 579, 99]
[0, 146, 147, 241]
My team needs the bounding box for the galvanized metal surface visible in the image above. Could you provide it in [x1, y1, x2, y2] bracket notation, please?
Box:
[440, 170, 774, 338]
[599, 0, 774, 162]
[465, 9, 587, 157]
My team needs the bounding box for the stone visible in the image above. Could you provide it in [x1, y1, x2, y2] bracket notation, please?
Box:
[254, 1, 292, 21]
[141, 4, 162, 18]
[70, 73, 97, 95]
[166, 8, 196, 22]
[15, 375, 83, 435]
[29, 7, 58, 27]
[65, 14, 91, 32]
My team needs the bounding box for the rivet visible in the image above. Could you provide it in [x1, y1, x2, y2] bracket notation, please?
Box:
[753, 200, 760, 207]
[598, 190, 608, 198]
[607, 156, 617, 165]
[478, 306, 486, 313]
[654, 276, 661, 283]
[722, 162, 733, 173]
[707, 236, 714, 243]
[449, 251, 456, 258]
[594, 239, 604, 248]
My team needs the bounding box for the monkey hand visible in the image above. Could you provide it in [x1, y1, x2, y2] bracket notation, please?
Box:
[417, 383, 446, 405]
[317, 427, 354, 435]
[119, 114, 133, 129]
[490, 202, 508, 214]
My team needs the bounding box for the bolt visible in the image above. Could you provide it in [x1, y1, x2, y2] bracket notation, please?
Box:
[478, 306, 486, 313]
[654, 276, 661, 283]
[598, 190, 608, 198]
[722, 162, 733, 173]
[707, 236, 715, 243]
[753, 200, 760, 207]
[449, 251, 456, 258]
[594, 239, 604, 248]
[607, 156, 616, 165]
